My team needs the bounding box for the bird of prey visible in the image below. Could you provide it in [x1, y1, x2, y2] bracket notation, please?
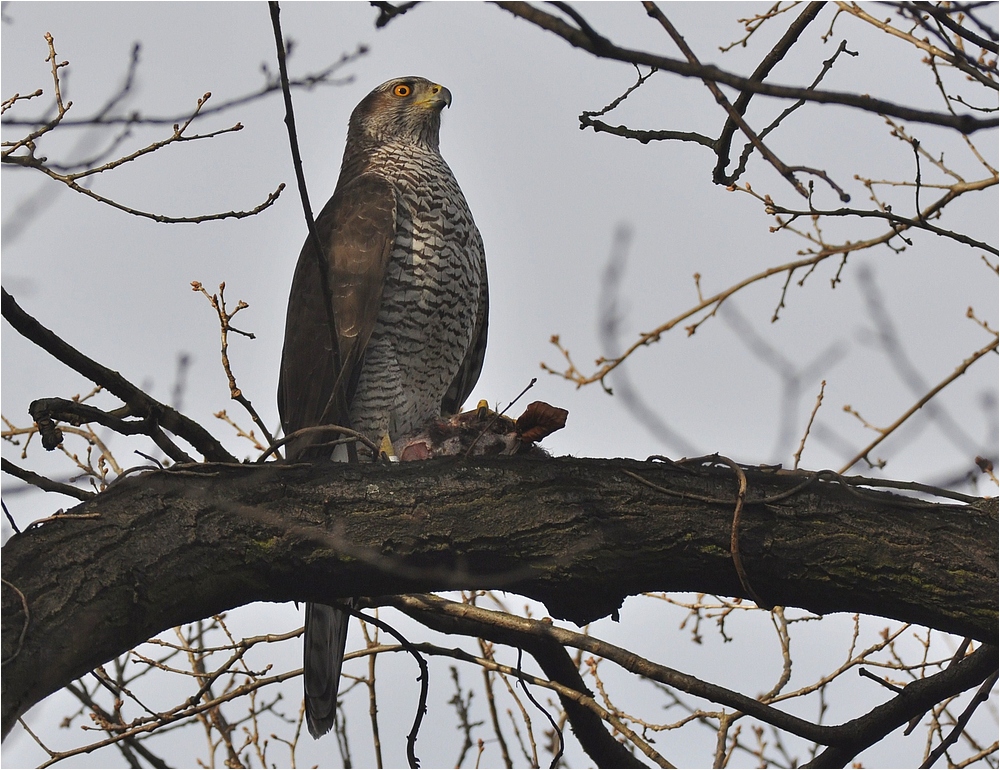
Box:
[277, 77, 489, 738]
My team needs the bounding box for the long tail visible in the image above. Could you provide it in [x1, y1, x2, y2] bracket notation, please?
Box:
[304, 602, 350, 738]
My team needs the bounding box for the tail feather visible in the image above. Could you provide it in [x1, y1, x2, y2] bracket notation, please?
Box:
[304, 602, 350, 738]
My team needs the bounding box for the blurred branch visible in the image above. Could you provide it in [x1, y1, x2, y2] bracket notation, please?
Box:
[595, 224, 699, 456]
[793, 380, 826, 469]
[543, 250, 836, 389]
[557, 160, 994, 391]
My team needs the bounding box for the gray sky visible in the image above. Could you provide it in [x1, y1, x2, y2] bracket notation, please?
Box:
[2, 2, 997, 767]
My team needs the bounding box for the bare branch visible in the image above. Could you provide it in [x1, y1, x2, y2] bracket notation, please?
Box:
[493, 2, 997, 133]
[191, 281, 276, 449]
[0, 46, 368, 128]
[2, 36, 287, 223]
[839, 336, 999, 473]
[1, 288, 238, 463]
[0, 457, 94, 501]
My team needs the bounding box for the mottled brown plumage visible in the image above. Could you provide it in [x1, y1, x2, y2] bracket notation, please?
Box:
[277, 77, 488, 737]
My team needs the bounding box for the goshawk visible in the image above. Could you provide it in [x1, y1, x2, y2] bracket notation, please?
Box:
[277, 76, 488, 738]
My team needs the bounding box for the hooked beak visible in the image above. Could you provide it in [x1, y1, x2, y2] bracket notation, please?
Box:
[421, 83, 452, 110]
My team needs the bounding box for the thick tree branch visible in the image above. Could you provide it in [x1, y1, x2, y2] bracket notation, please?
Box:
[1, 455, 996, 739]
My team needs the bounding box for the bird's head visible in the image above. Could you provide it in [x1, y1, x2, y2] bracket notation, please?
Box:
[348, 76, 452, 150]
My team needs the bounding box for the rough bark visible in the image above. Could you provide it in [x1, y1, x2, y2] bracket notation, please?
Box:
[2, 455, 997, 739]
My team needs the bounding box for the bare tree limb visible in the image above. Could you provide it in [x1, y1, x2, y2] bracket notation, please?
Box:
[0, 47, 367, 128]
[1, 288, 238, 463]
[27, 398, 196, 465]
[2, 455, 996, 737]
[0, 457, 95, 501]
[908, 1, 999, 54]
[712, 1, 826, 184]
[384, 594, 647, 768]
[493, 2, 997, 133]
[384, 593, 998, 769]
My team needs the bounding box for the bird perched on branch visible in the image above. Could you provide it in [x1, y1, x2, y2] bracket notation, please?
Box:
[277, 77, 489, 738]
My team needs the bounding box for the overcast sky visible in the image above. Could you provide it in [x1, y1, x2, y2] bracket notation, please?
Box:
[2, 2, 997, 768]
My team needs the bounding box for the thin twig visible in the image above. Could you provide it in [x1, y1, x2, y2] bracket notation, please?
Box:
[191, 281, 275, 448]
[793, 380, 826, 469]
[839, 337, 998, 473]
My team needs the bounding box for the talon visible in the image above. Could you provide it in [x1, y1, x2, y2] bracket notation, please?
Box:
[380, 433, 398, 462]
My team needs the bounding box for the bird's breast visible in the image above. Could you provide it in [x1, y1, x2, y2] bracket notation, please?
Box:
[348, 143, 487, 442]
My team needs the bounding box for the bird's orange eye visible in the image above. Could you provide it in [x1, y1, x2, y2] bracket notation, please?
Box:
[393, 84, 412, 97]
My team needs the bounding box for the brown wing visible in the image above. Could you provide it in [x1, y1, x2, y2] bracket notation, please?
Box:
[278, 174, 397, 459]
